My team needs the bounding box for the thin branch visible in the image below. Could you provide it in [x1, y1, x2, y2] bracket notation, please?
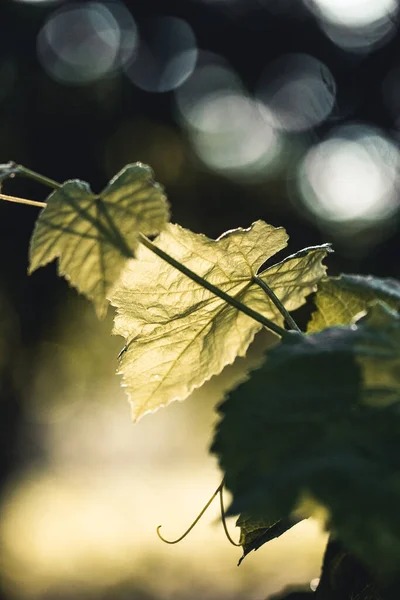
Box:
[0, 161, 60, 190]
[0, 193, 46, 209]
[0, 163, 293, 340]
[219, 485, 241, 547]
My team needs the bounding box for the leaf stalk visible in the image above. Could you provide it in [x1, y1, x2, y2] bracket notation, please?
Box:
[252, 275, 301, 332]
[0, 162, 60, 190]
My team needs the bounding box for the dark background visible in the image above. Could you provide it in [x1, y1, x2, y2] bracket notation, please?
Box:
[0, 1, 399, 598]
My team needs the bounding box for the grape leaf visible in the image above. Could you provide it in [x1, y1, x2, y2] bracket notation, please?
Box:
[29, 163, 169, 317]
[308, 274, 400, 332]
[110, 220, 329, 421]
[212, 302, 400, 575]
[236, 514, 298, 565]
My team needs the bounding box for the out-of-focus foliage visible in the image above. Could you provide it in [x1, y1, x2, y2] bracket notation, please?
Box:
[111, 220, 328, 420]
[309, 274, 400, 332]
[29, 163, 169, 317]
[212, 302, 400, 578]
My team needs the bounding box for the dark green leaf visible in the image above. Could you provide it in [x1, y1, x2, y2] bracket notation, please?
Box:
[212, 303, 400, 576]
[236, 514, 298, 565]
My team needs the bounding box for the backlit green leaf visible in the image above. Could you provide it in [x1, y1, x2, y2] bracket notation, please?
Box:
[29, 163, 169, 317]
[236, 514, 297, 565]
[111, 221, 328, 421]
[308, 274, 400, 332]
[212, 302, 400, 575]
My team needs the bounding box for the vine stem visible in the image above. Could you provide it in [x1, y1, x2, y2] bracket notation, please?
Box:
[157, 479, 241, 547]
[0, 161, 60, 190]
[157, 481, 224, 544]
[0, 192, 46, 209]
[0, 165, 291, 339]
[219, 485, 241, 547]
[252, 275, 301, 332]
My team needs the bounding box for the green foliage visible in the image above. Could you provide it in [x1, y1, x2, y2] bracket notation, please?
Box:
[3, 160, 400, 598]
[308, 274, 400, 332]
[29, 163, 169, 317]
[110, 221, 328, 420]
[212, 302, 400, 577]
[236, 514, 297, 565]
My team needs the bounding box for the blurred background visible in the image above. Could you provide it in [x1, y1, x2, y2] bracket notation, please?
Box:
[1, 0, 400, 598]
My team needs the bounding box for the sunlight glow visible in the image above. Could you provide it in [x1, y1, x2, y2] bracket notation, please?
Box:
[256, 54, 336, 132]
[305, 0, 399, 51]
[298, 124, 400, 223]
[306, 0, 398, 27]
[37, 2, 137, 85]
[0, 308, 326, 599]
[176, 56, 281, 179]
[310, 577, 320, 591]
[124, 17, 198, 93]
[175, 54, 243, 121]
[187, 93, 280, 176]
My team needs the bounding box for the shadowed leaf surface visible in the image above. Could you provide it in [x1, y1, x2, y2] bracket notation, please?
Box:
[314, 537, 384, 600]
[236, 514, 298, 565]
[29, 163, 169, 317]
[308, 275, 400, 332]
[111, 221, 329, 420]
[212, 303, 400, 576]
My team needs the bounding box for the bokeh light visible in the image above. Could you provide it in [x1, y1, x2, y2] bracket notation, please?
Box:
[306, 0, 398, 26]
[124, 17, 198, 93]
[175, 53, 243, 114]
[175, 54, 281, 179]
[298, 124, 400, 225]
[256, 53, 336, 133]
[305, 0, 399, 52]
[2, 0, 400, 597]
[37, 2, 138, 85]
[0, 307, 326, 600]
[187, 94, 280, 177]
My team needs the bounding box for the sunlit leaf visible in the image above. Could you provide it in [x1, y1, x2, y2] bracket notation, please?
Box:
[111, 221, 329, 421]
[308, 274, 400, 332]
[212, 302, 400, 575]
[29, 163, 169, 317]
